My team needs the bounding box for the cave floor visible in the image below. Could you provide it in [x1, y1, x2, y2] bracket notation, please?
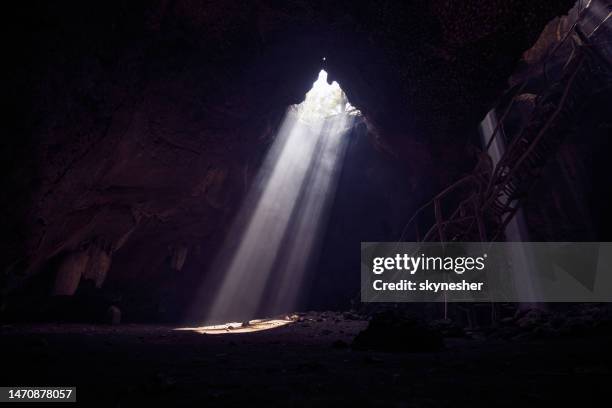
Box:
[1, 315, 611, 407]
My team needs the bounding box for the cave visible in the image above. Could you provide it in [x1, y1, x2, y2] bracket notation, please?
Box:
[2, 0, 612, 406]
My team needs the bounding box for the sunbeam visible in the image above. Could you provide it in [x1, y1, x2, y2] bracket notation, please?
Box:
[201, 70, 360, 323]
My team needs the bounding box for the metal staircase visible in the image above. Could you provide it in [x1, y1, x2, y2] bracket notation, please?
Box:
[399, 9, 611, 245]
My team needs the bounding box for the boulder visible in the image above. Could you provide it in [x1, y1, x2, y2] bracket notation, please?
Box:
[106, 305, 122, 325]
[352, 311, 443, 352]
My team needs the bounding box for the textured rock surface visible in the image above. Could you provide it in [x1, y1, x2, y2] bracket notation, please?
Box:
[4, 1, 575, 319]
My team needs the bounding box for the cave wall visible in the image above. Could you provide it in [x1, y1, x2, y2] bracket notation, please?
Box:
[500, 2, 612, 241]
[3, 0, 575, 321]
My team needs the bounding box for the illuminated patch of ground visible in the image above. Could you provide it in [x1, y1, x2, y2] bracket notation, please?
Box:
[176, 318, 295, 334]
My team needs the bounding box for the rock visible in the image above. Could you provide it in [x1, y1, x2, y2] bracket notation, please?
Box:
[492, 326, 520, 340]
[559, 316, 591, 335]
[83, 243, 112, 288]
[352, 311, 444, 352]
[429, 319, 465, 337]
[170, 245, 188, 271]
[343, 311, 360, 320]
[106, 305, 121, 325]
[53, 250, 90, 296]
[363, 355, 384, 364]
[151, 372, 176, 391]
[532, 326, 559, 339]
[511, 332, 534, 341]
[516, 308, 550, 330]
[203, 167, 229, 209]
[331, 339, 348, 349]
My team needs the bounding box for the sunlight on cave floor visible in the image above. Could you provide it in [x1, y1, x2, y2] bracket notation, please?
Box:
[176, 317, 296, 334]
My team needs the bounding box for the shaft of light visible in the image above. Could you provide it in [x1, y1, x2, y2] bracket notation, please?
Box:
[202, 71, 358, 323]
[480, 109, 539, 305]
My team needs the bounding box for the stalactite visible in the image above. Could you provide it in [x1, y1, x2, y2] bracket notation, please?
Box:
[52, 250, 90, 296]
[170, 245, 189, 272]
[82, 242, 112, 288]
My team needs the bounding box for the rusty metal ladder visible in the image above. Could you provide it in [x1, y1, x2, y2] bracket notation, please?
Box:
[399, 33, 599, 245]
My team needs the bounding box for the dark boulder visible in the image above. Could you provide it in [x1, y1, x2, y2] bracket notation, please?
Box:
[352, 311, 443, 352]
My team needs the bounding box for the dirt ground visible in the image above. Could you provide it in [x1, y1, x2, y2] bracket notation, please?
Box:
[1, 313, 611, 407]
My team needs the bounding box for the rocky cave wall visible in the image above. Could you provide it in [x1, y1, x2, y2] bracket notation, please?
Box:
[506, 2, 612, 241]
[3, 0, 575, 321]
